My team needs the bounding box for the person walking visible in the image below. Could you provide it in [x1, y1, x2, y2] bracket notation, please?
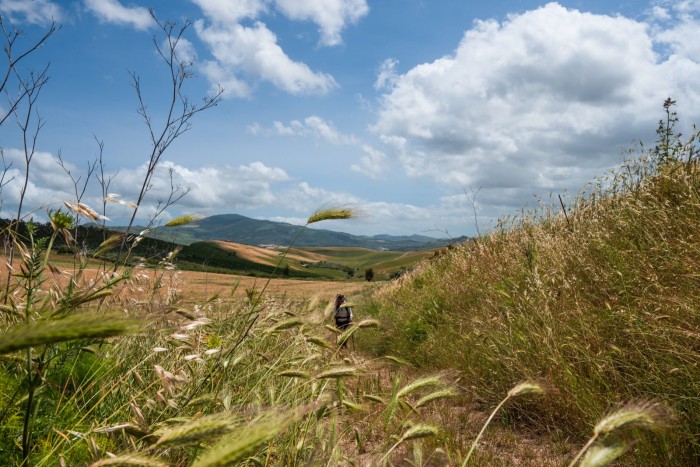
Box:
[333, 294, 353, 348]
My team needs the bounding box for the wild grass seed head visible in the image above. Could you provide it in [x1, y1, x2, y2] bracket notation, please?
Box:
[594, 401, 669, 437]
[307, 207, 357, 224]
[579, 441, 629, 467]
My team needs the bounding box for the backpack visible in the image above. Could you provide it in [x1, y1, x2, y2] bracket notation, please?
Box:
[335, 305, 351, 326]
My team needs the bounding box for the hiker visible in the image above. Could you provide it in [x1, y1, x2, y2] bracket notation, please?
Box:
[333, 294, 353, 348]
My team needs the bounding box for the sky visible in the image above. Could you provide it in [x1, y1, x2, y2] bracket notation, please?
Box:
[0, 0, 699, 239]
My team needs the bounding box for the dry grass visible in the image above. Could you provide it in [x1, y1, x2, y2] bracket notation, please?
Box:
[358, 139, 700, 464]
[211, 240, 327, 269]
[0, 254, 368, 304]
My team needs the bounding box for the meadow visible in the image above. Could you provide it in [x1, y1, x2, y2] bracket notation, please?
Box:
[2, 118, 698, 465]
[1, 13, 697, 464]
[356, 113, 700, 464]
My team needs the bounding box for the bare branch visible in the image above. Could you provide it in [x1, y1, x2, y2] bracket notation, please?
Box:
[149, 167, 191, 227]
[0, 17, 59, 127]
[113, 12, 222, 268]
[465, 186, 482, 238]
[0, 148, 15, 212]
[3, 60, 50, 305]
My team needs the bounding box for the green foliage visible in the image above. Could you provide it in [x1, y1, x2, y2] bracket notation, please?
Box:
[0, 218, 135, 465]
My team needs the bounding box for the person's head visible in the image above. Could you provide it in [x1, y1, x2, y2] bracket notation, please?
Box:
[335, 294, 345, 306]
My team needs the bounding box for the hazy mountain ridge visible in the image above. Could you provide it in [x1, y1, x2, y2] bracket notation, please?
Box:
[144, 214, 466, 250]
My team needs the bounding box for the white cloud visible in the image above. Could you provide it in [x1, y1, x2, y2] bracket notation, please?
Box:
[199, 60, 251, 99]
[191, 0, 367, 97]
[0, 0, 62, 25]
[111, 160, 290, 217]
[272, 120, 300, 135]
[195, 20, 337, 97]
[0, 149, 77, 218]
[650, 6, 671, 20]
[286, 181, 358, 207]
[0, 148, 461, 236]
[84, 0, 154, 30]
[373, 2, 700, 213]
[303, 116, 357, 145]
[273, 0, 369, 46]
[671, 0, 700, 14]
[0, 148, 294, 224]
[655, 20, 700, 60]
[374, 58, 399, 91]
[164, 37, 196, 65]
[351, 145, 387, 179]
[651, 0, 700, 60]
[271, 182, 472, 236]
[253, 116, 387, 178]
[190, 0, 268, 24]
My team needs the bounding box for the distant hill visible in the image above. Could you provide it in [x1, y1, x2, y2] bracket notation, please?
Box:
[142, 214, 466, 250]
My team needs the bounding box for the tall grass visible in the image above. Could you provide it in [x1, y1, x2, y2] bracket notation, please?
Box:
[3, 101, 698, 464]
[0, 203, 460, 465]
[357, 109, 700, 464]
[1, 288, 458, 464]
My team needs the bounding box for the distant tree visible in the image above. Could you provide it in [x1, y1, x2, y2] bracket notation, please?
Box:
[389, 268, 407, 280]
[364, 268, 374, 282]
[282, 264, 290, 276]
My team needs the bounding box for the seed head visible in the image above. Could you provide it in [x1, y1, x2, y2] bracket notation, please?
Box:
[507, 381, 546, 398]
[307, 207, 357, 225]
[594, 401, 668, 437]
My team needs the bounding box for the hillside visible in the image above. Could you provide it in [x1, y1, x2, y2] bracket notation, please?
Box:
[142, 213, 464, 250]
[0, 220, 433, 279]
[357, 136, 700, 464]
[179, 241, 435, 280]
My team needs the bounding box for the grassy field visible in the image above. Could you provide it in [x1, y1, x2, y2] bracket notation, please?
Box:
[356, 133, 700, 463]
[8, 252, 368, 304]
[303, 246, 435, 275]
[1, 120, 698, 465]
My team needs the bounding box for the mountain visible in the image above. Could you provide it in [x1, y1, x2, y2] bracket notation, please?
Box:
[143, 214, 465, 250]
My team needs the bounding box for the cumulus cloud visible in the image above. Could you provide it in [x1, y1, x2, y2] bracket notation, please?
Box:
[351, 145, 387, 179]
[110, 160, 290, 217]
[373, 2, 700, 214]
[191, 0, 367, 97]
[253, 116, 387, 178]
[279, 181, 359, 212]
[271, 182, 471, 236]
[273, 0, 369, 46]
[0, 149, 78, 219]
[0, 0, 62, 25]
[0, 147, 294, 224]
[195, 20, 337, 98]
[374, 58, 399, 90]
[84, 0, 154, 30]
[0, 147, 462, 236]
[303, 116, 357, 145]
[190, 0, 268, 23]
[651, 0, 700, 60]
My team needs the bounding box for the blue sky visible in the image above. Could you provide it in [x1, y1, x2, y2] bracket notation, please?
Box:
[1, 0, 699, 238]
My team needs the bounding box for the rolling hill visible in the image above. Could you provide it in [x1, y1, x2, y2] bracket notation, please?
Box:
[142, 214, 465, 250]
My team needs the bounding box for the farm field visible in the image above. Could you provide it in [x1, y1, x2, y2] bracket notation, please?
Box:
[199, 241, 436, 280]
[1, 252, 370, 303]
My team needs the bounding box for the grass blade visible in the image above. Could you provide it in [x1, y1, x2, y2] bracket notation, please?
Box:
[0, 315, 138, 354]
